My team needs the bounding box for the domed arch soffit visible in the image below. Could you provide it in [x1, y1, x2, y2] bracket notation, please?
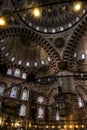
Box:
[63, 14, 87, 71]
[0, 27, 60, 74]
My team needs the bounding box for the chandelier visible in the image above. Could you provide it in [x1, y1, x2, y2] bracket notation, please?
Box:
[50, 86, 87, 129]
[53, 86, 71, 118]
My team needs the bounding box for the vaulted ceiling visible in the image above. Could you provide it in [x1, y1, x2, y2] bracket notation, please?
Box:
[0, 0, 87, 107]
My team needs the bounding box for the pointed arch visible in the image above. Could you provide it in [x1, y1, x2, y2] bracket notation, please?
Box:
[21, 88, 29, 100]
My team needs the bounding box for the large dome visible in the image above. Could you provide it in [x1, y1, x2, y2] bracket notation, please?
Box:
[12, 0, 87, 33]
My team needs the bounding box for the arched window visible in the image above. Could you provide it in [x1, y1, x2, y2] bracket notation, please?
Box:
[22, 73, 27, 79]
[76, 17, 79, 22]
[21, 89, 28, 100]
[5, 52, 9, 57]
[10, 86, 17, 98]
[36, 26, 39, 31]
[34, 62, 38, 67]
[38, 107, 44, 119]
[0, 83, 5, 96]
[52, 28, 56, 33]
[78, 97, 84, 108]
[74, 52, 77, 59]
[47, 56, 51, 62]
[19, 104, 26, 116]
[81, 53, 86, 60]
[26, 62, 30, 67]
[44, 28, 47, 33]
[68, 23, 72, 27]
[60, 26, 64, 31]
[56, 110, 60, 121]
[14, 68, 20, 78]
[11, 57, 15, 62]
[18, 60, 22, 65]
[41, 60, 45, 65]
[7, 68, 12, 75]
[0, 39, 5, 43]
[1, 46, 6, 51]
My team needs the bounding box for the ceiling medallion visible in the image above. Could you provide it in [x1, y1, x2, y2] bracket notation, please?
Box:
[58, 61, 68, 70]
[54, 37, 65, 48]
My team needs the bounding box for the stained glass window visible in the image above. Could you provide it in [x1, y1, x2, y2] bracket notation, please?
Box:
[7, 68, 12, 75]
[78, 97, 84, 108]
[21, 89, 28, 100]
[11, 57, 15, 62]
[19, 104, 26, 116]
[10, 86, 17, 98]
[26, 62, 30, 67]
[37, 96, 44, 104]
[14, 68, 20, 77]
[0, 84, 5, 96]
[56, 110, 60, 121]
[18, 60, 22, 65]
[81, 53, 86, 60]
[38, 107, 44, 119]
[22, 73, 26, 79]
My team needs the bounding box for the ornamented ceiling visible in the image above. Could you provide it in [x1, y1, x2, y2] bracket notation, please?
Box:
[0, 0, 87, 103]
[0, 27, 60, 76]
[12, 0, 87, 33]
[0, 2, 87, 127]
